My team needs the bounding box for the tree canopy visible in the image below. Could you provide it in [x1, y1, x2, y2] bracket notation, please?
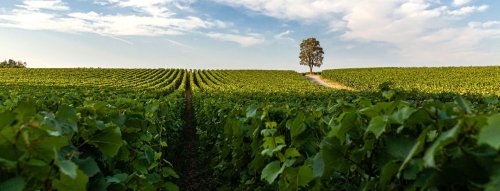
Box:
[0, 59, 27, 68]
[299, 38, 324, 74]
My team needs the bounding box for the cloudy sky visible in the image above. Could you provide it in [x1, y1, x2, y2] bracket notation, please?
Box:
[0, 0, 499, 71]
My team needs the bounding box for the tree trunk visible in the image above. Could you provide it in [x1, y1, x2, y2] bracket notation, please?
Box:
[309, 65, 313, 75]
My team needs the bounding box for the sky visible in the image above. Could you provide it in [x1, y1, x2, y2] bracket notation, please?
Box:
[0, 0, 499, 71]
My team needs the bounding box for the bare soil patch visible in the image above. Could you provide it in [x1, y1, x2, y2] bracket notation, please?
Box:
[305, 74, 356, 91]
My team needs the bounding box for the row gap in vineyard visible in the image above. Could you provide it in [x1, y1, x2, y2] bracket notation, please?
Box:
[174, 71, 206, 190]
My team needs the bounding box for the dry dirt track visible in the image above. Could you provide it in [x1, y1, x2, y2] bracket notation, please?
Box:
[306, 74, 353, 89]
[305, 75, 336, 88]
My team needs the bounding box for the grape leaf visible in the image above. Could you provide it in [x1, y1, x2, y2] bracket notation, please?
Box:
[89, 126, 123, 156]
[261, 161, 283, 184]
[366, 116, 387, 139]
[478, 114, 500, 150]
[380, 161, 400, 190]
[75, 157, 100, 177]
[58, 160, 78, 179]
[456, 96, 471, 114]
[312, 153, 324, 178]
[485, 165, 500, 191]
[246, 104, 258, 118]
[163, 181, 179, 191]
[297, 165, 313, 186]
[423, 123, 460, 168]
[290, 113, 306, 138]
[0, 111, 15, 129]
[53, 170, 88, 191]
[56, 104, 78, 133]
[0, 176, 26, 191]
[284, 148, 301, 158]
[391, 107, 417, 125]
[106, 173, 128, 184]
[398, 128, 428, 176]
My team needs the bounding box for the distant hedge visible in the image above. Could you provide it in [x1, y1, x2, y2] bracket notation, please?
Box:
[0, 59, 27, 68]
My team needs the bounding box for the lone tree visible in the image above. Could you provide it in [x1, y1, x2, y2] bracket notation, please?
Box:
[299, 38, 324, 74]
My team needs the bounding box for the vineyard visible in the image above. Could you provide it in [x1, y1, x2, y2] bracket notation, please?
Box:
[322, 67, 500, 96]
[191, 69, 500, 190]
[0, 68, 186, 190]
[1, 67, 499, 190]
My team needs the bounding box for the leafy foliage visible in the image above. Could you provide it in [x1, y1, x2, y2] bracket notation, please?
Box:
[192, 69, 500, 190]
[0, 68, 186, 190]
[299, 38, 324, 74]
[0, 59, 27, 68]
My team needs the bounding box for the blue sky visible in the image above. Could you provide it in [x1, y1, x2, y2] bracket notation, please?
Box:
[0, 0, 499, 71]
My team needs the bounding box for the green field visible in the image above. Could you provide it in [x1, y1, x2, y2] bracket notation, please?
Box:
[322, 66, 500, 96]
[1, 67, 499, 190]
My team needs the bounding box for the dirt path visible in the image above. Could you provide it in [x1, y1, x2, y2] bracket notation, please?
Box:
[177, 72, 202, 190]
[305, 74, 355, 90]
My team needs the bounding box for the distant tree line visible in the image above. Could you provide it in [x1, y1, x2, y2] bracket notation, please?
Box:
[0, 59, 27, 68]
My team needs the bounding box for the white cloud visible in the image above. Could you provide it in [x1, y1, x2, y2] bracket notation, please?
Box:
[94, 0, 200, 16]
[329, 19, 347, 32]
[0, 0, 226, 37]
[274, 30, 294, 41]
[447, 5, 488, 16]
[165, 38, 193, 49]
[452, 0, 472, 6]
[469, 21, 500, 29]
[215, 0, 500, 65]
[172, 0, 197, 12]
[214, 0, 350, 21]
[206, 33, 264, 46]
[0, 10, 88, 33]
[17, 0, 69, 11]
[344, 45, 355, 50]
[1, 0, 255, 47]
[94, 0, 173, 17]
[340, 1, 441, 43]
[67, 12, 210, 35]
